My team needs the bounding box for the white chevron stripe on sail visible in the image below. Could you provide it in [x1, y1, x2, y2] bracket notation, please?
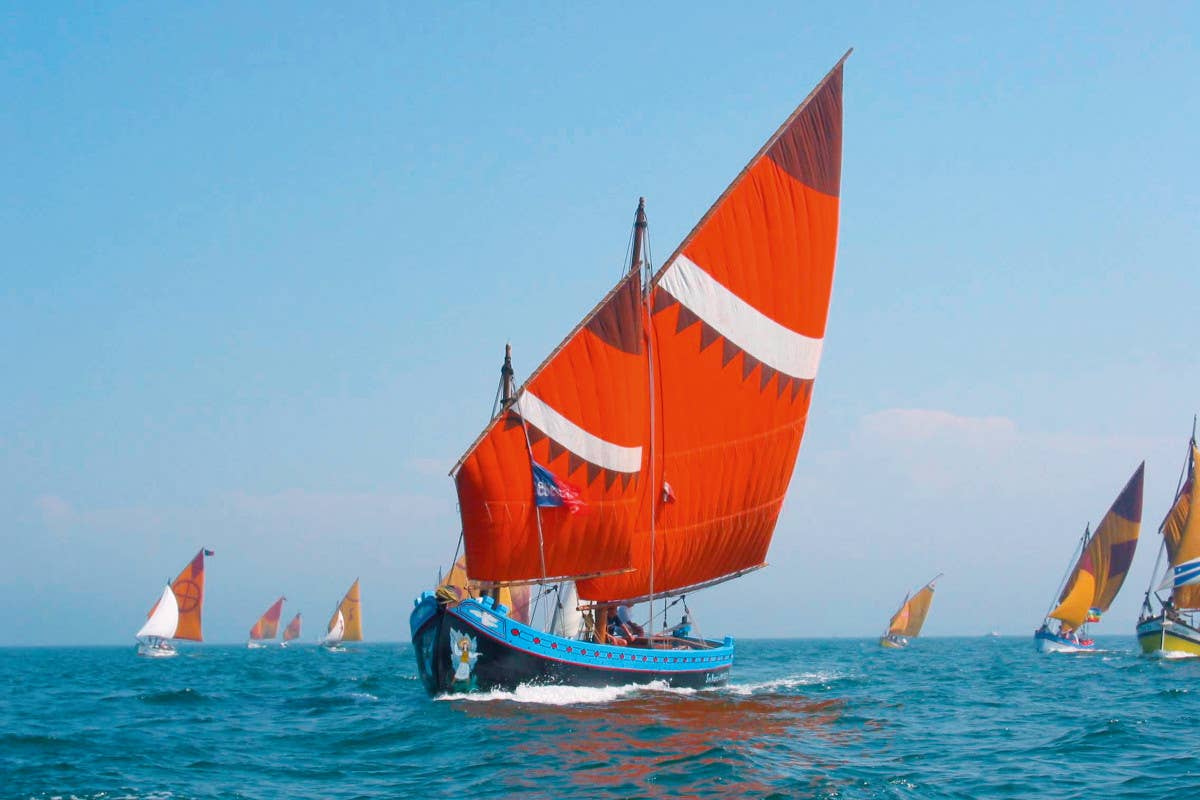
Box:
[517, 391, 642, 473]
[658, 254, 824, 380]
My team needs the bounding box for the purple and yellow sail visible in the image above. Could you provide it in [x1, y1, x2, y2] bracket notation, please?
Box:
[1049, 463, 1144, 628]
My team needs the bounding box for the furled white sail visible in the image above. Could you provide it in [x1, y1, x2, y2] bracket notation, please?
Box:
[137, 585, 179, 640]
[549, 581, 584, 640]
[322, 610, 345, 646]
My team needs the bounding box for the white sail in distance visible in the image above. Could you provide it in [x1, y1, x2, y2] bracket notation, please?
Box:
[136, 585, 179, 640]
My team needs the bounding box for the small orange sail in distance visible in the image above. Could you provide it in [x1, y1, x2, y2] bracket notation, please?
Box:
[330, 579, 363, 642]
[171, 548, 213, 641]
[282, 613, 302, 643]
[249, 596, 286, 641]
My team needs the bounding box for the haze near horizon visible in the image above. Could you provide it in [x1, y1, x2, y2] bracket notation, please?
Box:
[2, 3, 1198, 645]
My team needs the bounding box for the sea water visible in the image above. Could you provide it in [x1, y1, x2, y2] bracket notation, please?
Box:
[2, 636, 1196, 799]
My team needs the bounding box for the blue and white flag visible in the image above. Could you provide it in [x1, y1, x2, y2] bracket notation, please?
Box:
[531, 461, 585, 514]
[1166, 556, 1200, 590]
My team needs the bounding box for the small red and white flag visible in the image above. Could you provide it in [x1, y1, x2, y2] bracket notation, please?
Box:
[661, 480, 676, 504]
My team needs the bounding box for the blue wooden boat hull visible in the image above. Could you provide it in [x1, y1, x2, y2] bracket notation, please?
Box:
[410, 593, 734, 696]
[1034, 627, 1095, 653]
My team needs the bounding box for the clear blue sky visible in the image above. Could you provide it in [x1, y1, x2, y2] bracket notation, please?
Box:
[2, 3, 1198, 644]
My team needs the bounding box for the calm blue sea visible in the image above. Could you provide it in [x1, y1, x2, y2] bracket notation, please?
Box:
[2, 636, 1196, 799]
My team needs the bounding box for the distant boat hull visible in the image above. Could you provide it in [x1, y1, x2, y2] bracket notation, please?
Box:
[879, 634, 908, 649]
[247, 640, 269, 649]
[410, 593, 733, 696]
[1137, 614, 1200, 657]
[137, 639, 178, 658]
[1034, 627, 1094, 653]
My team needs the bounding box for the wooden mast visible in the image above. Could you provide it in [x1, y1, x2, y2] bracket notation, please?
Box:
[631, 196, 657, 633]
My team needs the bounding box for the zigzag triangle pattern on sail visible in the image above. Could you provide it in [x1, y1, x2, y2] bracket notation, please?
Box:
[581, 55, 847, 603]
[452, 270, 650, 584]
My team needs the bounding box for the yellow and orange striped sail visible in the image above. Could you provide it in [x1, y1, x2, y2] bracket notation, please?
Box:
[330, 579, 363, 642]
[439, 557, 532, 624]
[582, 53, 849, 602]
[170, 549, 211, 641]
[1162, 444, 1200, 608]
[1050, 463, 1144, 628]
[249, 596, 285, 641]
[282, 613, 302, 643]
[453, 270, 650, 584]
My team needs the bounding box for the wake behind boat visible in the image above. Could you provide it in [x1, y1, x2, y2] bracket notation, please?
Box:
[1035, 465, 1143, 653]
[880, 574, 940, 649]
[411, 51, 849, 695]
[135, 548, 212, 658]
[1137, 425, 1200, 657]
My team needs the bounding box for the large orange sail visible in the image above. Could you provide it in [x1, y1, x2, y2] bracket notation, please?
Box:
[1162, 444, 1200, 608]
[282, 613, 302, 642]
[453, 270, 650, 584]
[331, 579, 363, 642]
[249, 596, 285, 641]
[581, 54, 848, 602]
[171, 549, 211, 641]
[1050, 464, 1144, 627]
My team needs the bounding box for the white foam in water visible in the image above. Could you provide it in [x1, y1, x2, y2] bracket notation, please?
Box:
[438, 680, 695, 706]
[437, 673, 843, 704]
[723, 672, 843, 696]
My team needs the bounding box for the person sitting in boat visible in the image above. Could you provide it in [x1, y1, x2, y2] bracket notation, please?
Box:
[670, 614, 692, 639]
[1165, 600, 1184, 622]
[1058, 624, 1077, 642]
[608, 604, 643, 641]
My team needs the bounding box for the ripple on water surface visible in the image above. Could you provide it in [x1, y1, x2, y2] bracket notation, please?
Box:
[3, 637, 1199, 799]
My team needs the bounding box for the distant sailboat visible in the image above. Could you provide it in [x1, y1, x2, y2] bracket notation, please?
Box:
[1138, 427, 1200, 656]
[281, 613, 302, 647]
[320, 579, 362, 649]
[1035, 464, 1144, 653]
[135, 548, 212, 657]
[247, 596, 286, 649]
[136, 584, 180, 658]
[880, 574, 941, 649]
[322, 611, 345, 648]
